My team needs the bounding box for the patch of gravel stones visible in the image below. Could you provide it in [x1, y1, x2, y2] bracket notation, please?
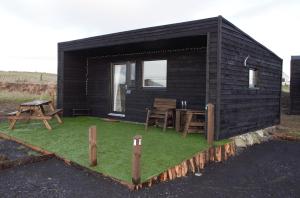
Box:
[232, 126, 276, 154]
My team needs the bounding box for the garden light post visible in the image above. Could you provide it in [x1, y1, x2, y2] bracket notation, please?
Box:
[132, 135, 142, 185]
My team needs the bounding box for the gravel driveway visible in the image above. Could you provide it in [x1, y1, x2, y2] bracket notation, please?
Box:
[0, 140, 299, 198]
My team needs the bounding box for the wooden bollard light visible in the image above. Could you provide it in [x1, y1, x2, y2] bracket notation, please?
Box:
[88, 126, 97, 166]
[132, 135, 142, 185]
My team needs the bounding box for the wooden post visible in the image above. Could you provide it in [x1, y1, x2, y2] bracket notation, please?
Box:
[89, 126, 97, 166]
[207, 103, 215, 145]
[132, 135, 142, 185]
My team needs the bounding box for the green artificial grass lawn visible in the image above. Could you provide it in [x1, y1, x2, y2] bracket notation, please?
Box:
[0, 117, 229, 183]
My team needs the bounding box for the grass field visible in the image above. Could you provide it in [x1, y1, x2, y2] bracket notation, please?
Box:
[0, 90, 52, 116]
[0, 71, 56, 84]
[0, 71, 56, 115]
[0, 117, 228, 183]
[0, 90, 50, 103]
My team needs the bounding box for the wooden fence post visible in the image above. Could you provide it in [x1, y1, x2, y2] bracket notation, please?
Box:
[207, 103, 215, 145]
[132, 135, 142, 185]
[89, 126, 97, 166]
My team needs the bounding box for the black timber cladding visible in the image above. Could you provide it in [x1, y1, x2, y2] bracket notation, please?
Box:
[219, 17, 282, 139]
[86, 50, 207, 121]
[290, 56, 300, 114]
[57, 16, 220, 132]
[57, 16, 282, 140]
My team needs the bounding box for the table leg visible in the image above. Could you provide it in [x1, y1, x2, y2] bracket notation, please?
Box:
[183, 113, 193, 137]
[43, 119, 52, 130]
[8, 108, 22, 130]
[37, 106, 52, 130]
[9, 119, 17, 130]
[48, 101, 55, 111]
[40, 105, 46, 114]
[48, 102, 63, 124]
[54, 114, 63, 124]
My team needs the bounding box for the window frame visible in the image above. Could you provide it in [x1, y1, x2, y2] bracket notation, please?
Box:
[142, 59, 167, 88]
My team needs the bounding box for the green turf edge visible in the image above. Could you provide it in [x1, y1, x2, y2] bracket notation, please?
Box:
[0, 118, 230, 184]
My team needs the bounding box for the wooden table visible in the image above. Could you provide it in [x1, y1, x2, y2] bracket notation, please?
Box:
[8, 100, 63, 130]
[175, 109, 205, 137]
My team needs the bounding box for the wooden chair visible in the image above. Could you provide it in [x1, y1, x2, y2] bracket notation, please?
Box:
[145, 98, 176, 131]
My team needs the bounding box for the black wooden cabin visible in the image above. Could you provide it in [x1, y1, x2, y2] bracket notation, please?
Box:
[57, 16, 282, 139]
[290, 56, 300, 114]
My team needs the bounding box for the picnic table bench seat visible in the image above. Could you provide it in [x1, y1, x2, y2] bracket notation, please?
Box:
[7, 109, 32, 116]
[45, 109, 63, 116]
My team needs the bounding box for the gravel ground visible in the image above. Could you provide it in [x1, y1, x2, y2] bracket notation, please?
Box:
[0, 140, 299, 198]
[0, 139, 40, 160]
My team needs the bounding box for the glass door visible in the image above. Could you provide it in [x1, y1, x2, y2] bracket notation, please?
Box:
[112, 64, 127, 113]
[112, 62, 136, 115]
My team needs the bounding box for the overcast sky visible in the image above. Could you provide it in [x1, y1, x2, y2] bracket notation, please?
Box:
[0, 0, 299, 76]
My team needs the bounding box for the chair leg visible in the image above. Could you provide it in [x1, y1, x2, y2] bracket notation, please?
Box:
[163, 112, 168, 132]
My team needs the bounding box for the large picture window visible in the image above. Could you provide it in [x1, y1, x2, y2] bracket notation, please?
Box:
[143, 60, 167, 87]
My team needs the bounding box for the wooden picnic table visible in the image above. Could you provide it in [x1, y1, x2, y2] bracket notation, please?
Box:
[8, 100, 63, 130]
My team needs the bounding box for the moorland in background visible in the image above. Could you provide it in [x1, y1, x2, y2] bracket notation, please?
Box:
[0, 71, 57, 116]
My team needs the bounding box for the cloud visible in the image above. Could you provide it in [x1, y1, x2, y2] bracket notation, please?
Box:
[0, 0, 299, 74]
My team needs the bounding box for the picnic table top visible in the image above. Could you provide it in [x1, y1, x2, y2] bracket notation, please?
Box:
[20, 100, 51, 107]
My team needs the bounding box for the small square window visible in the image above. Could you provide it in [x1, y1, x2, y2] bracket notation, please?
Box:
[249, 69, 258, 88]
[143, 60, 167, 87]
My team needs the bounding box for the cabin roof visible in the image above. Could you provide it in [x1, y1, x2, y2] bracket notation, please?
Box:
[58, 16, 218, 46]
[292, 56, 300, 60]
[58, 16, 281, 60]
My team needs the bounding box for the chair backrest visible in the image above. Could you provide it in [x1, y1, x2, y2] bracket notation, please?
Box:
[153, 98, 176, 110]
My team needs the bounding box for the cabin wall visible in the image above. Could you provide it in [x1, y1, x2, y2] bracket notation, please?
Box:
[219, 19, 282, 139]
[57, 51, 87, 116]
[87, 51, 206, 122]
[290, 58, 300, 114]
[57, 17, 220, 125]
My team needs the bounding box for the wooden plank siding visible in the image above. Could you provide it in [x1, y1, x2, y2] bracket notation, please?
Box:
[57, 16, 282, 140]
[57, 52, 87, 116]
[57, 17, 219, 123]
[86, 51, 207, 122]
[219, 17, 282, 139]
[290, 57, 300, 114]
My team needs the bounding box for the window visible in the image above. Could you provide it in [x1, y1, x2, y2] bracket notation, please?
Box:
[143, 60, 167, 87]
[127, 62, 136, 87]
[249, 69, 258, 88]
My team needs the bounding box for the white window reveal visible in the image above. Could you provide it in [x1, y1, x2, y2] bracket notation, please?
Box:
[249, 69, 258, 88]
[143, 60, 167, 87]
